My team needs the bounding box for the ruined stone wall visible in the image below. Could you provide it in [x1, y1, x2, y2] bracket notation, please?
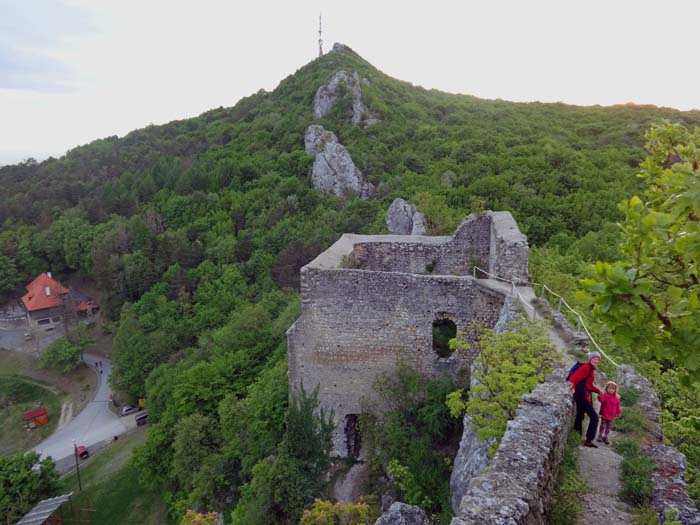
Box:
[288, 266, 506, 455]
[488, 211, 529, 283]
[352, 213, 492, 276]
[451, 368, 575, 525]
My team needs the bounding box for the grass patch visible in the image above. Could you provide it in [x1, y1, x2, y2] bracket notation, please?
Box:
[0, 375, 61, 454]
[615, 405, 646, 436]
[60, 429, 165, 525]
[620, 387, 640, 407]
[548, 431, 589, 524]
[615, 438, 654, 506]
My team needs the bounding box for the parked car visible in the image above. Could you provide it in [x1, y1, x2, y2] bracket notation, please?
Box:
[76, 446, 89, 459]
[135, 412, 148, 426]
[121, 405, 140, 416]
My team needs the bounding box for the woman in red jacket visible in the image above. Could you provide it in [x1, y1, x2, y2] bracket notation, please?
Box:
[597, 381, 622, 444]
[569, 351, 602, 448]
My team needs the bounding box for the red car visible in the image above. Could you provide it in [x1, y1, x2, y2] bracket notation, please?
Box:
[76, 446, 89, 460]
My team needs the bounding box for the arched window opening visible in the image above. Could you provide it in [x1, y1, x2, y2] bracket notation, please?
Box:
[433, 319, 457, 358]
[344, 414, 362, 458]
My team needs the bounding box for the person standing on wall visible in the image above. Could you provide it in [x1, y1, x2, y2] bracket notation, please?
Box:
[569, 351, 602, 448]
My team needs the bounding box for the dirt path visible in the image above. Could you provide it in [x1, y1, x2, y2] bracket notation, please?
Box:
[576, 430, 635, 524]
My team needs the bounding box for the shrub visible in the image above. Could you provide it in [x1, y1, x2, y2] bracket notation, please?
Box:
[39, 338, 82, 373]
[615, 439, 654, 505]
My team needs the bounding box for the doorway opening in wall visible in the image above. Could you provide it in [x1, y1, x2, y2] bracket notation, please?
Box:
[432, 319, 457, 358]
[344, 414, 362, 458]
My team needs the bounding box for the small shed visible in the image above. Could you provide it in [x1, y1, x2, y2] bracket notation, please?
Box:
[17, 492, 73, 525]
[23, 407, 49, 428]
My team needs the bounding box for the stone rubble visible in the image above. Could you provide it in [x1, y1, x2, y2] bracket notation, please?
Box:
[304, 124, 374, 200]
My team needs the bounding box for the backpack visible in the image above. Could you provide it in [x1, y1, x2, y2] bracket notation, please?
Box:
[566, 361, 583, 381]
[566, 361, 594, 391]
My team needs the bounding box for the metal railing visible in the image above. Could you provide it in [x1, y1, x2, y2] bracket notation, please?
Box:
[472, 266, 621, 368]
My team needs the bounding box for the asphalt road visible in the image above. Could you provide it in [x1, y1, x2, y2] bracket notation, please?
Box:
[33, 353, 135, 471]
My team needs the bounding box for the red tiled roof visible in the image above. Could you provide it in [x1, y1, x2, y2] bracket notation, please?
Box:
[77, 301, 99, 312]
[21, 273, 69, 312]
[23, 407, 48, 420]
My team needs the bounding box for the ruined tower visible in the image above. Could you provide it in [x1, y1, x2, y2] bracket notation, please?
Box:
[287, 211, 529, 456]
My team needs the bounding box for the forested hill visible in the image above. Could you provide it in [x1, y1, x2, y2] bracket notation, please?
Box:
[2, 44, 700, 523]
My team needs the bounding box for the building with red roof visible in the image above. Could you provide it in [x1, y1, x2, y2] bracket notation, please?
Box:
[21, 272, 99, 329]
[23, 406, 49, 428]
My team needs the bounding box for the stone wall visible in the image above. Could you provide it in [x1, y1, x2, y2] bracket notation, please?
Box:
[451, 368, 575, 525]
[352, 212, 509, 277]
[287, 210, 530, 457]
[288, 267, 506, 455]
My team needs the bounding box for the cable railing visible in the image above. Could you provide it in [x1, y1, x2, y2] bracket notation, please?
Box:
[472, 266, 621, 368]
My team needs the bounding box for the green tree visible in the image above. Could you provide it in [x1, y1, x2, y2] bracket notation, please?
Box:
[39, 338, 82, 373]
[583, 123, 700, 380]
[0, 451, 59, 524]
[447, 320, 560, 453]
[0, 254, 19, 294]
[301, 499, 376, 525]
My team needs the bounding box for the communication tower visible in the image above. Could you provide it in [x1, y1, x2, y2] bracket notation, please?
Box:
[318, 14, 323, 57]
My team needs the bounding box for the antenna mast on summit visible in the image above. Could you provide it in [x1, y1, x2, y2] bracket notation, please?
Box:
[318, 13, 324, 57]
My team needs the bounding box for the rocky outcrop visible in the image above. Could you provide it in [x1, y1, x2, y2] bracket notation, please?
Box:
[450, 416, 490, 513]
[304, 125, 374, 199]
[650, 444, 700, 525]
[451, 368, 575, 525]
[375, 502, 430, 525]
[386, 198, 427, 235]
[616, 365, 662, 439]
[313, 70, 381, 127]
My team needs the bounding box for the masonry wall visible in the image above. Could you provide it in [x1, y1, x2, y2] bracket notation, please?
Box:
[352, 214, 492, 276]
[451, 368, 575, 525]
[288, 266, 506, 455]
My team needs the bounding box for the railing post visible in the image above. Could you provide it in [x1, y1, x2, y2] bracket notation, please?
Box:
[472, 266, 476, 278]
[557, 297, 562, 313]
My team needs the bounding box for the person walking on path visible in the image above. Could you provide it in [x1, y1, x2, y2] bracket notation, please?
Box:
[570, 351, 602, 447]
[597, 381, 622, 444]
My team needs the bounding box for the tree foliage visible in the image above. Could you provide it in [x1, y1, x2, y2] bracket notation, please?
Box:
[39, 338, 82, 373]
[583, 122, 700, 381]
[447, 320, 560, 454]
[0, 451, 59, 524]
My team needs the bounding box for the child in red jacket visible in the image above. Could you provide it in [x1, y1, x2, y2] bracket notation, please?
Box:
[597, 381, 622, 444]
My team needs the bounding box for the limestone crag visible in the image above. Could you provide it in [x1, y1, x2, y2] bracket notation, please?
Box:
[313, 70, 381, 127]
[374, 502, 430, 525]
[386, 198, 427, 235]
[304, 125, 374, 200]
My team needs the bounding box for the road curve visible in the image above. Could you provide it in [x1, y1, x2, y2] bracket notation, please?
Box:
[33, 353, 135, 470]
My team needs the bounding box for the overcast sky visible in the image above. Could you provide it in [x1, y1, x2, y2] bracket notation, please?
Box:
[1, 0, 699, 166]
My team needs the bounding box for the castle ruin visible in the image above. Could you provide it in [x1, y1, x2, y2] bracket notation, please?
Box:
[287, 211, 529, 456]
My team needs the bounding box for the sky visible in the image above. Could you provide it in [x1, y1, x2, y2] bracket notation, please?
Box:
[1, 0, 699, 166]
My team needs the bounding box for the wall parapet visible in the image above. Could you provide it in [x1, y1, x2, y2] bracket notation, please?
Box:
[450, 368, 574, 525]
